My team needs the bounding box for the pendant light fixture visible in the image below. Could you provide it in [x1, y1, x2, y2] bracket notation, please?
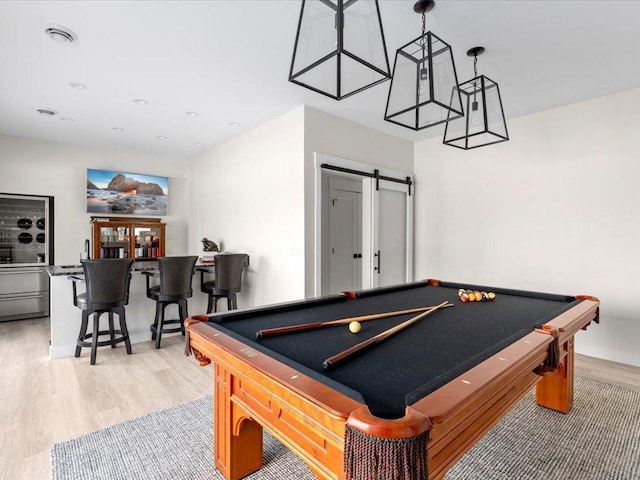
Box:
[443, 47, 509, 149]
[384, 0, 463, 130]
[289, 0, 390, 100]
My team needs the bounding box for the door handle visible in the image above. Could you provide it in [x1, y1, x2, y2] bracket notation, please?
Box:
[373, 250, 381, 274]
[353, 253, 362, 259]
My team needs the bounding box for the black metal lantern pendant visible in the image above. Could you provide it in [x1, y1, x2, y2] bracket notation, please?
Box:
[443, 46, 509, 149]
[289, 0, 391, 100]
[384, 0, 463, 130]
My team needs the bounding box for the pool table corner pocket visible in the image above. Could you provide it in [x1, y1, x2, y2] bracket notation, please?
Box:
[344, 406, 432, 480]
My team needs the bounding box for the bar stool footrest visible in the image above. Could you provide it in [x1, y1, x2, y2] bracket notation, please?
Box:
[77, 330, 129, 348]
[150, 319, 184, 335]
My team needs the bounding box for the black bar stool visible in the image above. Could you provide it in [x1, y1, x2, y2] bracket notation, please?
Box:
[70, 258, 134, 365]
[199, 253, 248, 313]
[143, 255, 198, 349]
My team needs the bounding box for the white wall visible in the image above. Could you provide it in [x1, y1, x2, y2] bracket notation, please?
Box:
[414, 88, 640, 367]
[0, 133, 189, 265]
[185, 105, 414, 307]
[186, 107, 306, 308]
[303, 106, 414, 296]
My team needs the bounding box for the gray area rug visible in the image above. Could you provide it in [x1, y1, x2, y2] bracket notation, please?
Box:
[51, 376, 640, 479]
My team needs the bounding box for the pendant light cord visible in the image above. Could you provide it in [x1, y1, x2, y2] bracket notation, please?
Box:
[418, 11, 428, 81]
[419, 11, 427, 50]
[472, 53, 480, 109]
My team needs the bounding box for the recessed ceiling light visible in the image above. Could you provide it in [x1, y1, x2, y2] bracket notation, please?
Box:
[59, 117, 74, 122]
[229, 122, 240, 127]
[45, 25, 77, 44]
[156, 135, 167, 140]
[69, 82, 87, 90]
[194, 142, 204, 147]
[112, 127, 125, 132]
[133, 99, 148, 105]
[185, 112, 199, 117]
[37, 108, 58, 117]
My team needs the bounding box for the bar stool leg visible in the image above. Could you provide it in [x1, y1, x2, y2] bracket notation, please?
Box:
[155, 303, 166, 350]
[109, 312, 116, 348]
[76, 312, 89, 358]
[179, 300, 187, 335]
[90, 312, 100, 365]
[206, 295, 214, 315]
[151, 302, 161, 341]
[118, 307, 132, 355]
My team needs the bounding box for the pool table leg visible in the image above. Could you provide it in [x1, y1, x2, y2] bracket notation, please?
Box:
[214, 364, 263, 480]
[535, 336, 575, 413]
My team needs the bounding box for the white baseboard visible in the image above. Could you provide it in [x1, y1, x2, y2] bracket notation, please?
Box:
[576, 345, 640, 368]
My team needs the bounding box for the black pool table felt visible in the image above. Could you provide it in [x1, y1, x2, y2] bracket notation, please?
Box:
[205, 282, 579, 417]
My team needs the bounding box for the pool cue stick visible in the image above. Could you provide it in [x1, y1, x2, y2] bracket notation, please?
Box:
[322, 301, 452, 370]
[255, 305, 444, 339]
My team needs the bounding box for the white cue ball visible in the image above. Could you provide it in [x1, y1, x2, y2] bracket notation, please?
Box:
[349, 321, 362, 334]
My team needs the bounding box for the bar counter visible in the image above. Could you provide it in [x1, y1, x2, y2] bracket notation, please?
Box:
[46, 260, 213, 358]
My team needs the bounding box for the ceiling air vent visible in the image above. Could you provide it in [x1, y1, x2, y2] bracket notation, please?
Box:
[37, 108, 58, 117]
[45, 25, 77, 44]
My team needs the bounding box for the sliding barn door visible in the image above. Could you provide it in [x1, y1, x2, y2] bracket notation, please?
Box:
[363, 178, 413, 288]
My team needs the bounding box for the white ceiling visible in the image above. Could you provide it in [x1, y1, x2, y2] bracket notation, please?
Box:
[1, 0, 640, 160]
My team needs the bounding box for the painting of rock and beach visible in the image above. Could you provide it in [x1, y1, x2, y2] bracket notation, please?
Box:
[86, 169, 168, 216]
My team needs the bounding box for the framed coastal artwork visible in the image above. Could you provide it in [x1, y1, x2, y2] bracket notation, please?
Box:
[86, 169, 169, 216]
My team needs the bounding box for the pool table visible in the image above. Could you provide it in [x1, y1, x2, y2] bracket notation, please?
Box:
[185, 279, 599, 480]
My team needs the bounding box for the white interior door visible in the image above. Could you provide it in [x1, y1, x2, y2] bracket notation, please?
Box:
[364, 178, 413, 288]
[328, 186, 362, 293]
[329, 190, 362, 293]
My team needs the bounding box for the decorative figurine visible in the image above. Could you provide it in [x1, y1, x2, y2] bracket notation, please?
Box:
[201, 238, 219, 252]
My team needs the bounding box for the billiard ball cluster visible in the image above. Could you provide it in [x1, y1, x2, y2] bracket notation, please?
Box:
[458, 289, 496, 302]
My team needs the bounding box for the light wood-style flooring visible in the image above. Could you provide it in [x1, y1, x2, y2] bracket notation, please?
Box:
[1, 317, 638, 480]
[0, 317, 211, 480]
